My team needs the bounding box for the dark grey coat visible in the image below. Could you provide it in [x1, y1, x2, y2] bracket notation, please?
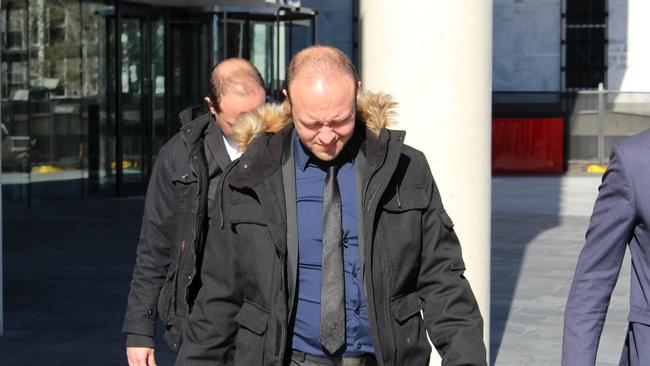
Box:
[563, 128, 650, 365]
[177, 94, 486, 365]
[122, 106, 231, 351]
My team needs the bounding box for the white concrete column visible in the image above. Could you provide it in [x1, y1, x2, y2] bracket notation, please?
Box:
[360, 1, 492, 364]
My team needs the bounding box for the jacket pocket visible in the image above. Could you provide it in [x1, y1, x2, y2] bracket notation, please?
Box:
[382, 187, 428, 213]
[230, 202, 267, 227]
[439, 209, 455, 230]
[172, 170, 198, 213]
[629, 306, 650, 325]
[389, 292, 431, 363]
[234, 301, 269, 365]
[163, 315, 184, 352]
[380, 187, 428, 267]
[157, 268, 176, 324]
[390, 292, 423, 324]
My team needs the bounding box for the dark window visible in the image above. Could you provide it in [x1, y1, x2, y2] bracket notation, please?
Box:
[566, 0, 607, 25]
[8, 31, 23, 48]
[563, 0, 607, 90]
[49, 27, 65, 44]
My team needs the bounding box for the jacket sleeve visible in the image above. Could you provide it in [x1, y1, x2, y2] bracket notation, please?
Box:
[122, 144, 176, 340]
[176, 187, 242, 365]
[562, 145, 635, 366]
[417, 152, 487, 366]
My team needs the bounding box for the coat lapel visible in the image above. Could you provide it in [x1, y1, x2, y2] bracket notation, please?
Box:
[281, 134, 298, 321]
[205, 118, 232, 175]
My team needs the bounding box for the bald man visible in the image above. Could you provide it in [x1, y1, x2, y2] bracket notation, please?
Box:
[177, 46, 485, 366]
[123, 59, 265, 366]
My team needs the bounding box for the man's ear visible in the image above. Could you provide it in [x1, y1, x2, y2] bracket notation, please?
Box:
[282, 89, 288, 98]
[204, 96, 217, 116]
[357, 80, 362, 90]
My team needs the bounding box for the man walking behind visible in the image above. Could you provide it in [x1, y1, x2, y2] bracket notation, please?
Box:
[123, 59, 265, 366]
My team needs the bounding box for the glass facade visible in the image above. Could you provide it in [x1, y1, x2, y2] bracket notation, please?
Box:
[1, 1, 315, 206]
[1, 0, 115, 205]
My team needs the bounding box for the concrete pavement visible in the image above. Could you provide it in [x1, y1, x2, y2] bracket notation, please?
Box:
[0, 197, 176, 366]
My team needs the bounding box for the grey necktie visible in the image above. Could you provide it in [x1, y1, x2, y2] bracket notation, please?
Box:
[320, 164, 345, 355]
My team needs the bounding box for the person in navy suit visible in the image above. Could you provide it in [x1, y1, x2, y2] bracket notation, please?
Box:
[563, 128, 650, 366]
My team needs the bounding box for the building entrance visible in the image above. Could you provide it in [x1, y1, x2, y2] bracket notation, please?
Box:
[1, 1, 315, 204]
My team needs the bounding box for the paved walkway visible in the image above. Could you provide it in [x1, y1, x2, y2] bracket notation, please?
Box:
[491, 175, 630, 366]
[0, 197, 176, 366]
[0, 174, 632, 365]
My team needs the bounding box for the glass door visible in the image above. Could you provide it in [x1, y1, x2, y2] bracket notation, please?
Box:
[168, 13, 212, 132]
[215, 8, 315, 101]
[111, 5, 158, 196]
[119, 16, 147, 193]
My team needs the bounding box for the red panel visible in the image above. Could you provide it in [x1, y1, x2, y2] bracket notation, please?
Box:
[492, 118, 564, 173]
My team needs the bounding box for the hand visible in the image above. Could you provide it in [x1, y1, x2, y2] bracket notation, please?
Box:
[126, 347, 156, 366]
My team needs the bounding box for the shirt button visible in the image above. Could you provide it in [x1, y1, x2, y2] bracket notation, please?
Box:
[352, 272, 357, 278]
[355, 309, 360, 315]
[357, 344, 362, 349]
[342, 238, 348, 244]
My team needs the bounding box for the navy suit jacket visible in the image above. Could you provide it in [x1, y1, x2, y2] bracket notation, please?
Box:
[563, 129, 650, 366]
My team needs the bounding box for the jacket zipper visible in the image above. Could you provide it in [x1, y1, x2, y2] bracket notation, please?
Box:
[363, 132, 402, 365]
[184, 145, 204, 312]
[277, 253, 288, 362]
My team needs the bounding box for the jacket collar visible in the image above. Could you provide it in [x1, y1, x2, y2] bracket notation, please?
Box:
[229, 125, 290, 189]
[228, 91, 399, 189]
[178, 104, 210, 126]
[179, 105, 213, 147]
[204, 117, 232, 175]
[231, 91, 398, 152]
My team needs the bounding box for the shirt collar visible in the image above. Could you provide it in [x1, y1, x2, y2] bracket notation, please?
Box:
[293, 130, 357, 172]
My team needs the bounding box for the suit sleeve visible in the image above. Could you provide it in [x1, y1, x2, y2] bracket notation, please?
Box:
[122, 144, 176, 340]
[176, 186, 242, 365]
[562, 145, 636, 366]
[417, 153, 487, 366]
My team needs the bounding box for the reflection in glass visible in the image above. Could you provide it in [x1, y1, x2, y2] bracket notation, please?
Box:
[1, 0, 116, 204]
[152, 17, 166, 159]
[169, 16, 210, 132]
[224, 20, 245, 59]
[82, 1, 113, 193]
[2, 2, 315, 204]
[120, 17, 146, 186]
[250, 22, 273, 87]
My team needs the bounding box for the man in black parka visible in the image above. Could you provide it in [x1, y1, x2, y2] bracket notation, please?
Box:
[123, 59, 265, 366]
[178, 46, 486, 366]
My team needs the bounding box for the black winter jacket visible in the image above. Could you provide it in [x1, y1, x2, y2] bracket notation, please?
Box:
[123, 106, 231, 351]
[177, 93, 486, 365]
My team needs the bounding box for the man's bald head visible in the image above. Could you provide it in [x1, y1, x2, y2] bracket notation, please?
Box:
[285, 45, 358, 98]
[204, 59, 265, 140]
[208, 58, 265, 112]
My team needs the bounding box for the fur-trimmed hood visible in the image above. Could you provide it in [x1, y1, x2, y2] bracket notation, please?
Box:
[232, 91, 398, 152]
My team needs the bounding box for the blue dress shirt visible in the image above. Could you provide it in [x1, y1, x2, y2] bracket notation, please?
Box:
[291, 132, 374, 357]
